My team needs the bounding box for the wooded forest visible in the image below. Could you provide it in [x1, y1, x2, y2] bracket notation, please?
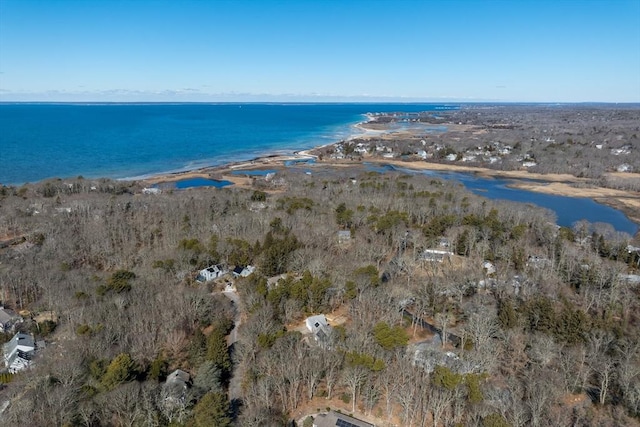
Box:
[0, 163, 638, 426]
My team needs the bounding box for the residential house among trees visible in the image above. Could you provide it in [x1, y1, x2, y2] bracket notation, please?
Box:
[305, 314, 333, 348]
[419, 248, 453, 263]
[232, 265, 256, 278]
[337, 230, 351, 244]
[160, 369, 191, 423]
[161, 369, 191, 406]
[305, 314, 328, 334]
[3, 333, 36, 373]
[0, 307, 21, 333]
[313, 410, 374, 427]
[197, 265, 228, 282]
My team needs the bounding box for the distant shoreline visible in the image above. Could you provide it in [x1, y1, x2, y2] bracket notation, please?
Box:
[137, 118, 640, 234]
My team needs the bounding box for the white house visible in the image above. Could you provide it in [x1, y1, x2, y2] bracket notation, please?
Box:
[611, 145, 631, 155]
[142, 187, 161, 195]
[354, 143, 368, 154]
[306, 315, 328, 334]
[305, 315, 333, 348]
[232, 265, 256, 278]
[419, 249, 453, 263]
[3, 333, 36, 373]
[197, 265, 228, 282]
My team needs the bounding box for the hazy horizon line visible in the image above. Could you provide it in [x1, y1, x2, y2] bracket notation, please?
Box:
[1, 90, 638, 104]
[2, 99, 639, 106]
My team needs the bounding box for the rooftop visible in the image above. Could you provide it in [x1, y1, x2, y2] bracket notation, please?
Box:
[313, 411, 374, 427]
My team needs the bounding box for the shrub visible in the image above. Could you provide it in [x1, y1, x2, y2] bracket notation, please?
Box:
[373, 321, 409, 350]
[482, 413, 510, 427]
[0, 372, 14, 384]
[89, 358, 108, 381]
[101, 353, 136, 390]
[74, 291, 89, 300]
[107, 270, 136, 293]
[148, 356, 168, 382]
[76, 324, 92, 336]
[251, 190, 267, 202]
[192, 392, 232, 427]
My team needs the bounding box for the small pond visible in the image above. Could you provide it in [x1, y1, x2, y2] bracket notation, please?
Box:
[173, 177, 233, 189]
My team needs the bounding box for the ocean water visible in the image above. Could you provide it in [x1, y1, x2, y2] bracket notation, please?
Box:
[0, 103, 448, 185]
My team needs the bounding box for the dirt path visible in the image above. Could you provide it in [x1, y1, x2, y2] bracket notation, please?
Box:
[222, 289, 243, 401]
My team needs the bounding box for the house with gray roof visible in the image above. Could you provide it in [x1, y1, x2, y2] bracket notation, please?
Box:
[3, 333, 35, 373]
[337, 230, 351, 244]
[0, 307, 21, 334]
[161, 369, 191, 406]
[305, 314, 333, 349]
[313, 411, 374, 427]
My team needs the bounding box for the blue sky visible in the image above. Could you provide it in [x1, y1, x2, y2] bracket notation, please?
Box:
[0, 0, 639, 102]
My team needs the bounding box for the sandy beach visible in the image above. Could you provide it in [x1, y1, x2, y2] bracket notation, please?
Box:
[141, 152, 311, 189]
